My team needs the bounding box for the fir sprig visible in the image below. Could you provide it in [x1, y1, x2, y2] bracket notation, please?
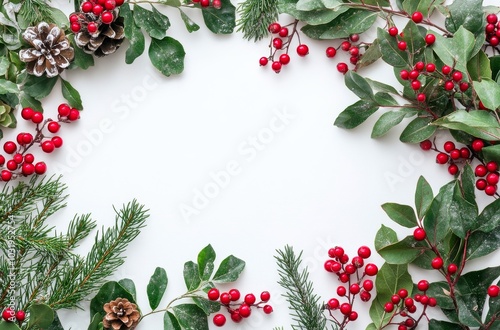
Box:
[236, 0, 279, 41]
[275, 246, 328, 330]
[18, 0, 55, 27]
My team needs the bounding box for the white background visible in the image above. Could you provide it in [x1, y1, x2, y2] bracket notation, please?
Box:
[10, 1, 499, 329]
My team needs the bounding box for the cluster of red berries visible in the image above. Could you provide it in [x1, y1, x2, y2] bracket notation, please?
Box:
[0, 104, 80, 182]
[485, 14, 500, 47]
[413, 227, 460, 275]
[420, 139, 471, 176]
[259, 22, 309, 73]
[69, 0, 123, 34]
[191, 0, 222, 9]
[207, 288, 272, 327]
[2, 308, 25, 324]
[324, 246, 378, 326]
[382, 281, 437, 330]
[326, 34, 363, 74]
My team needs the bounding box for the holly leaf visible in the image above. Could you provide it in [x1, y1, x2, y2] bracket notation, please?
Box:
[147, 267, 168, 310]
[344, 70, 374, 100]
[202, 0, 236, 34]
[428, 319, 462, 329]
[0, 323, 21, 330]
[399, 116, 436, 143]
[371, 110, 407, 138]
[448, 179, 478, 239]
[402, 0, 437, 17]
[121, 4, 145, 64]
[356, 39, 381, 69]
[334, 100, 379, 129]
[172, 304, 209, 330]
[401, 20, 426, 61]
[118, 278, 137, 300]
[427, 281, 455, 309]
[467, 225, 500, 260]
[381, 203, 417, 228]
[198, 244, 216, 281]
[184, 261, 201, 291]
[423, 181, 454, 243]
[148, 37, 185, 76]
[432, 110, 500, 141]
[178, 8, 200, 33]
[60, 78, 83, 110]
[213, 255, 245, 282]
[474, 78, 500, 110]
[27, 304, 54, 328]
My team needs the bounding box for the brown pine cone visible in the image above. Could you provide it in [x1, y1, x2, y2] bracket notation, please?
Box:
[102, 298, 140, 330]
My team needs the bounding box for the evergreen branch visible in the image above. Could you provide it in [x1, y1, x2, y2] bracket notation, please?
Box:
[275, 246, 328, 330]
[66, 214, 96, 250]
[236, 0, 279, 41]
[48, 200, 149, 309]
[18, 0, 55, 26]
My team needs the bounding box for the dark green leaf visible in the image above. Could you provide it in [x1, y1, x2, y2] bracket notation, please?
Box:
[445, 0, 484, 35]
[198, 244, 216, 281]
[122, 4, 146, 64]
[46, 312, 64, 330]
[60, 78, 83, 109]
[356, 39, 381, 69]
[318, 9, 377, 39]
[334, 100, 379, 129]
[415, 176, 433, 220]
[0, 323, 21, 330]
[428, 319, 463, 330]
[374, 224, 398, 251]
[399, 116, 436, 143]
[449, 179, 478, 238]
[365, 78, 400, 95]
[476, 196, 500, 233]
[423, 181, 454, 243]
[374, 92, 398, 106]
[474, 78, 500, 110]
[482, 145, 500, 164]
[118, 278, 137, 300]
[427, 281, 454, 309]
[202, 0, 236, 34]
[432, 27, 476, 73]
[381, 203, 417, 228]
[184, 261, 201, 291]
[164, 311, 182, 330]
[20, 93, 42, 111]
[432, 110, 500, 141]
[378, 236, 427, 264]
[27, 303, 54, 328]
[0, 79, 19, 94]
[148, 267, 168, 310]
[172, 304, 209, 330]
[134, 5, 171, 39]
[22, 75, 58, 100]
[87, 313, 102, 330]
[377, 27, 409, 67]
[401, 20, 426, 60]
[178, 8, 200, 32]
[0, 57, 10, 76]
[460, 164, 476, 205]
[149, 37, 185, 76]
[467, 227, 500, 260]
[402, 0, 437, 16]
[89, 281, 136, 319]
[491, 55, 500, 81]
[296, 0, 342, 11]
[213, 255, 245, 282]
[467, 51, 492, 81]
[371, 111, 407, 138]
[68, 35, 94, 70]
[192, 296, 221, 315]
[344, 70, 373, 100]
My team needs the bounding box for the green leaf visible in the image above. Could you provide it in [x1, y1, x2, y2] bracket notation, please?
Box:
[399, 116, 436, 143]
[371, 111, 407, 138]
[432, 110, 500, 141]
[89, 281, 136, 319]
[46, 312, 64, 330]
[213, 255, 245, 282]
[192, 296, 221, 315]
[22, 75, 58, 100]
[178, 8, 200, 32]
[334, 100, 379, 129]
[147, 267, 168, 310]
[134, 5, 171, 39]
[449, 179, 478, 238]
[377, 27, 409, 67]
[482, 145, 500, 164]
[381, 203, 417, 228]
[467, 226, 500, 260]
[20, 93, 42, 111]
[474, 78, 500, 110]
[27, 303, 54, 328]
[87, 313, 103, 330]
[476, 195, 500, 233]
[118, 278, 137, 300]
[172, 304, 209, 330]
[297, 9, 345, 26]
[122, 4, 146, 64]
[68, 35, 94, 69]
[467, 50, 492, 81]
[202, 0, 236, 34]
[48, 7, 70, 29]
[296, 0, 342, 11]
[374, 224, 398, 251]
[198, 244, 216, 281]
[0, 57, 10, 76]
[428, 319, 462, 329]
[184, 261, 201, 291]
[149, 37, 185, 77]
[402, 0, 437, 16]
[374, 92, 398, 106]
[401, 20, 426, 60]
[423, 181, 454, 243]
[344, 70, 374, 100]
[0, 323, 21, 330]
[0, 79, 18, 94]
[432, 26, 476, 73]
[365, 78, 400, 95]
[427, 281, 454, 309]
[415, 176, 433, 220]
[356, 39, 381, 69]
[60, 78, 83, 109]
[164, 311, 182, 330]
[378, 236, 427, 264]
[445, 0, 484, 35]
[491, 55, 500, 81]
[317, 9, 377, 39]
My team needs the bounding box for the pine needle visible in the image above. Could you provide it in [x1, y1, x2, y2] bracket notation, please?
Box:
[236, 0, 279, 41]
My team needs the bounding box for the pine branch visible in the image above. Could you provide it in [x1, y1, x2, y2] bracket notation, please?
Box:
[275, 246, 328, 330]
[18, 0, 55, 26]
[236, 0, 279, 41]
[47, 200, 149, 309]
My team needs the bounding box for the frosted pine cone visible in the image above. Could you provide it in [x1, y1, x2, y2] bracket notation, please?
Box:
[102, 298, 140, 330]
[19, 22, 74, 78]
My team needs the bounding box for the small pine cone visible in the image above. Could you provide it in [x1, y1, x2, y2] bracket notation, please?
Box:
[19, 22, 74, 78]
[102, 298, 140, 330]
[75, 10, 125, 57]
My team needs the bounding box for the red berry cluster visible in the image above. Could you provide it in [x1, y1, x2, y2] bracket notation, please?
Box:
[420, 140, 471, 176]
[413, 227, 460, 275]
[207, 288, 272, 327]
[2, 308, 25, 324]
[382, 282, 437, 330]
[474, 159, 499, 196]
[325, 34, 364, 74]
[259, 21, 309, 73]
[0, 104, 80, 182]
[191, 0, 222, 9]
[324, 246, 378, 327]
[69, 0, 124, 34]
[485, 14, 500, 47]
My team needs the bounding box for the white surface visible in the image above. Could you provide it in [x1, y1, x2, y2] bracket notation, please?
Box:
[10, 1, 498, 329]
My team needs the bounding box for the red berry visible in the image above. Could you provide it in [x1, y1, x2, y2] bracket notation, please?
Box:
[58, 103, 71, 117]
[350, 283, 361, 294]
[104, 0, 116, 10]
[337, 62, 348, 74]
[409, 70, 420, 80]
[271, 61, 282, 73]
[398, 41, 407, 51]
[278, 27, 289, 37]
[477, 179, 487, 190]
[411, 11, 423, 23]
[21, 107, 34, 120]
[81, 1, 93, 12]
[328, 298, 339, 309]
[436, 152, 449, 164]
[259, 57, 268, 66]
[272, 38, 283, 49]
[339, 273, 349, 283]
[48, 121, 61, 133]
[415, 61, 425, 71]
[487, 14, 498, 24]
[349, 46, 359, 57]
[337, 286, 347, 296]
[398, 289, 408, 298]
[41, 141, 55, 153]
[413, 228, 426, 241]
[212, 0, 222, 9]
[268, 22, 281, 34]
[244, 293, 256, 305]
[420, 140, 432, 150]
[488, 285, 500, 297]
[442, 65, 452, 75]
[279, 53, 290, 65]
[24, 153, 34, 163]
[363, 279, 374, 291]
[31, 112, 44, 124]
[13, 153, 23, 164]
[417, 93, 426, 102]
[475, 164, 488, 177]
[486, 23, 496, 33]
[3, 141, 17, 154]
[15, 310, 25, 322]
[471, 139, 485, 152]
[450, 149, 461, 160]
[358, 246, 371, 258]
[230, 311, 242, 323]
[7, 160, 17, 171]
[349, 311, 358, 321]
[487, 161, 499, 172]
[207, 288, 220, 300]
[443, 141, 455, 153]
[360, 290, 371, 301]
[460, 147, 470, 158]
[447, 263, 458, 274]
[22, 163, 35, 176]
[429, 297, 437, 307]
[388, 27, 398, 37]
[345, 264, 356, 274]
[365, 263, 378, 276]
[68, 109, 80, 121]
[101, 11, 114, 24]
[417, 280, 429, 292]
[239, 304, 251, 317]
[431, 257, 443, 269]
[341, 41, 351, 51]
[459, 82, 469, 92]
[444, 80, 455, 91]
[71, 22, 81, 33]
[485, 185, 497, 196]
[0, 155, 4, 166]
[406, 319, 415, 327]
[34, 162, 47, 175]
[297, 44, 309, 56]
[213, 314, 226, 327]
[411, 80, 421, 90]
[426, 63, 436, 72]
[384, 302, 394, 313]
[2, 308, 14, 322]
[352, 256, 364, 268]
[425, 34, 436, 45]
[448, 164, 459, 175]
[229, 288, 240, 301]
[69, 14, 79, 23]
[404, 297, 414, 307]
[220, 292, 230, 304]
[1, 170, 12, 181]
[333, 247, 344, 258]
[326, 47, 337, 58]
[87, 22, 98, 33]
[452, 71, 463, 82]
[340, 303, 351, 315]
[263, 304, 273, 314]
[400, 70, 410, 80]
[93, 4, 104, 15]
[260, 291, 271, 302]
[487, 172, 500, 185]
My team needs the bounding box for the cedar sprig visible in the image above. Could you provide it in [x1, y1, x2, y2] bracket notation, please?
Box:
[275, 245, 328, 330]
[236, 0, 279, 41]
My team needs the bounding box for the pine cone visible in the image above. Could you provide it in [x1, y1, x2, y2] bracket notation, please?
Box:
[74, 10, 125, 57]
[102, 298, 140, 330]
[19, 22, 74, 78]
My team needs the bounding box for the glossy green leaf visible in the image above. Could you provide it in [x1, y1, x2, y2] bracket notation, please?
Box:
[134, 5, 171, 39]
[0, 323, 21, 330]
[365, 78, 400, 95]
[89, 281, 136, 319]
[87, 313, 103, 330]
[344, 70, 374, 100]
[374, 92, 398, 106]
[184, 261, 201, 291]
[178, 8, 200, 33]
[68, 35, 94, 69]
[371, 111, 407, 138]
[356, 39, 381, 69]
[378, 27, 409, 67]
[491, 55, 500, 81]
[428, 319, 463, 330]
[148, 267, 168, 310]
[300, 9, 350, 39]
[118, 278, 137, 300]
[60, 78, 83, 109]
[192, 296, 221, 315]
[449, 180, 478, 238]
[296, 0, 342, 11]
[381, 203, 417, 228]
[202, 0, 236, 34]
[432, 26, 476, 73]
[402, 0, 437, 17]
[22, 74, 58, 100]
[20, 93, 42, 111]
[164, 311, 181, 330]
[122, 4, 146, 64]
[445, 0, 484, 35]
[213, 255, 245, 282]
[427, 281, 454, 309]
[401, 20, 426, 59]
[399, 116, 436, 143]
[28, 303, 54, 328]
[467, 51, 492, 81]
[476, 196, 500, 233]
[374, 224, 398, 251]
[46, 311, 64, 330]
[467, 226, 500, 260]
[149, 37, 185, 76]
[0, 57, 10, 76]
[0, 79, 18, 94]
[474, 78, 500, 110]
[415, 176, 433, 220]
[198, 244, 216, 281]
[334, 100, 379, 129]
[368, 297, 392, 330]
[318, 9, 377, 39]
[460, 164, 476, 205]
[378, 236, 427, 264]
[423, 181, 454, 243]
[172, 304, 209, 330]
[432, 110, 500, 141]
[482, 145, 500, 164]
